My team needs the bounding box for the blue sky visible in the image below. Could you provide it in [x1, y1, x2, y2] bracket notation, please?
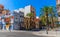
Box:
[0, 0, 56, 16]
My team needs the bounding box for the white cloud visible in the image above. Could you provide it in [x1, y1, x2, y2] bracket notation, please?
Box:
[36, 16, 39, 19]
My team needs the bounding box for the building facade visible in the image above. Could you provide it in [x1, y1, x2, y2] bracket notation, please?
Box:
[24, 5, 36, 29]
[35, 17, 40, 29]
[0, 4, 14, 30]
[4, 13, 14, 30]
[56, 0, 60, 24]
[19, 5, 36, 17]
[24, 17, 30, 30]
[0, 4, 36, 30]
[13, 10, 24, 30]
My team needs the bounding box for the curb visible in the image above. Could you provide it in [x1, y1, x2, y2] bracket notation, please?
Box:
[32, 32, 56, 37]
[0, 30, 27, 32]
[32, 31, 60, 37]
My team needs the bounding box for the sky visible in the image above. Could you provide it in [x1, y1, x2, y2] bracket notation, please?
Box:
[0, 0, 56, 17]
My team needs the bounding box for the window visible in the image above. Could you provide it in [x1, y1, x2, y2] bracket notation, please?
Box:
[15, 18, 18, 21]
[16, 18, 18, 19]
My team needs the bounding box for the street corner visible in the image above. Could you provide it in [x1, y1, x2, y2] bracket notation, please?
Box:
[32, 32, 56, 37]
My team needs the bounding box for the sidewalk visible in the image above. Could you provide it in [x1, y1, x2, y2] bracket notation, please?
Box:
[32, 31, 60, 37]
[0, 30, 27, 32]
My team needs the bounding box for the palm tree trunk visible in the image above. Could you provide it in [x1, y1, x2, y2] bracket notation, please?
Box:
[51, 15, 54, 28]
[46, 13, 49, 34]
[30, 17, 31, 30]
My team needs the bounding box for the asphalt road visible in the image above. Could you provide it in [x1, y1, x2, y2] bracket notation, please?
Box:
[0, 32, 54, 37]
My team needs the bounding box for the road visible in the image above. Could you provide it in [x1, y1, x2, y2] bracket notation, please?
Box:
[0, 31, 54, 37]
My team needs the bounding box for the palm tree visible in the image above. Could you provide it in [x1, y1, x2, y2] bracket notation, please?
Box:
[40, 15, 47, 30]
[41, 6, 49, 23]
[40, 15, 46, 26]
[40, 6, 49, 34]
[49, 6, 57, 28]
[40, 6, 57, 34]
[26, 12, 34, 30]
[26, 13, 33, 17]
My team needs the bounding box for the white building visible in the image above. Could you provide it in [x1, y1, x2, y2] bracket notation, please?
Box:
[13, 9, 24, 30]
[19, 5, 36, 17]
[56, 0, 60, 24]
[24, 5, 31, 17]
[56, 0, 60, 5]
[13, 5, 36, 30]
